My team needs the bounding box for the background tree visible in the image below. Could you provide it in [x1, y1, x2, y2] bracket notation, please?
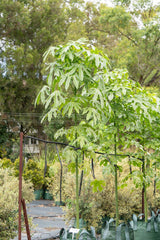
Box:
[0, 0, 86, 144]
[97, 0, 160, 86]
[1, 0, 160, 162]
[1, 0, 160, 136]
[73, 0, 160, 87]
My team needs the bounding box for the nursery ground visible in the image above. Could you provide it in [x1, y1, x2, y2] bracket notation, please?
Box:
[13, 200, 70, 240]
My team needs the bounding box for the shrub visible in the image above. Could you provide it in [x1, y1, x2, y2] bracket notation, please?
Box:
[49, 161, 70, 203]
[0, 168, 34, 240]
[49, 157, 160, 230]
[62, 173, 115, 230]
[0, 157, 13, 168]
[13, 158, 25, 177]
[22, 159, 44, 190]
[56, 171, 159, 230]
[14, 158, 55, 192]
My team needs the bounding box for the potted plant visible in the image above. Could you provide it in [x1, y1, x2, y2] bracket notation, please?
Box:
[23, 159, 44, 199]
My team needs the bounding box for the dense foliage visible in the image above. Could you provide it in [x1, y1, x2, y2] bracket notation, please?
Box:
[37, 38, 160, 227]
[1, 0, 160, 232]
[0, 168, 34, 240]
[1, 0, 160, 141]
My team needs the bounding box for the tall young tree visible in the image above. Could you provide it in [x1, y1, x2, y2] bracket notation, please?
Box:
[36, 38, 110, 228]
[92, 68, 160, 224]
[93, 69, 143, 225]
[123, 88, 160, 221]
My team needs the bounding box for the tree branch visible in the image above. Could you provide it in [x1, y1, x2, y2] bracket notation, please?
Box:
[89, 26, 138, 46]
[117, 29, 138, 46]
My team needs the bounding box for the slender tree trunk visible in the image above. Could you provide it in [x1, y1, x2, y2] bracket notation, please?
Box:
[142, 157, 148, 222]
[79, 152, 84, 196]
[144, 183, 148, 222]
[75, 155, 79, 229]
[154, 164, 156, 196]
[114, 106, 119, 227]
[114, 164, 119, 227]
[75, 88, 79, 229]
[114, 130, 119, 226]
[142, 120, 148, 222]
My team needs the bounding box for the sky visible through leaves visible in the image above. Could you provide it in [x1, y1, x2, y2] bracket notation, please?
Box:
[86, 0, 160, 6]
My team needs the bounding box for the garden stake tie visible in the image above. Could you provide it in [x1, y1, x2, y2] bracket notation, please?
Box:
[18, 132, 31, 240]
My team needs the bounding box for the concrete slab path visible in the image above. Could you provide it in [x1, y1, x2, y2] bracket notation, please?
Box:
[13, 200, 70, 240]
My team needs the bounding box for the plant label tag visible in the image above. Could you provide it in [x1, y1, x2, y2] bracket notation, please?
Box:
[69, 228, 80, 240]
[69, 228, 80, 234]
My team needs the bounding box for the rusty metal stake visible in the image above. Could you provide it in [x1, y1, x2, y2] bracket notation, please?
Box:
[21, 199, 31, 240]
[18, 132, 23, 240]
[56, 144, 63, 204]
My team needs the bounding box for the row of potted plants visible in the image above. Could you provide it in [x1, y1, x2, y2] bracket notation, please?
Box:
[0, 157, 54, 200]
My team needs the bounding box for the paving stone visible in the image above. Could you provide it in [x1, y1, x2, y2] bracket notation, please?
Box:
[13, 200, 70, 240]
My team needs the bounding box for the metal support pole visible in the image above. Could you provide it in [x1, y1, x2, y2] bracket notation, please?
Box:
[56, 144, 62, 204]
[142, 187, 144, 215]
[79, 152, 84, 196]
[91, 158, 96, 179]
[21, 199, 31, 240]
[18, 132, 23, 240]
[44, 142, 47, 177]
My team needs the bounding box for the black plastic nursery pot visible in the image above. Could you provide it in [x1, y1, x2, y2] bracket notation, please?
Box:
[133, 220, 160, 240]
[134, 229, 160, 240]
[34, 189, 43, 200]
[55, 201, 65, 206]
[101, 222, 134, 240]
[44, 189, 53, 200]
[60, 228, 96, 240]
[60, 213, 160, 240]
[59, 223, 134, 240]
[132, 213, 160, 240]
